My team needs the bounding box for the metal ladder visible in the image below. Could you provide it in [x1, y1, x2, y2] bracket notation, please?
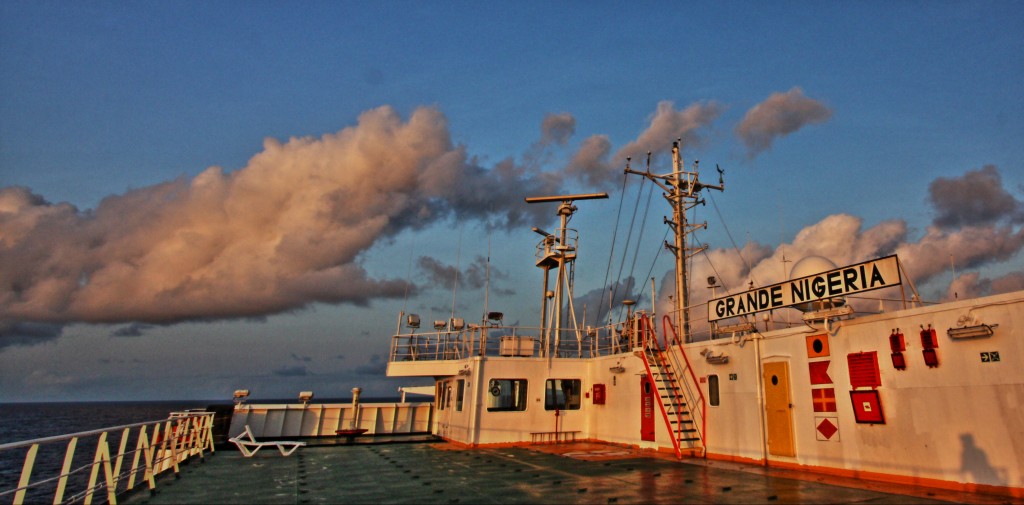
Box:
[637, 314, 704, 458]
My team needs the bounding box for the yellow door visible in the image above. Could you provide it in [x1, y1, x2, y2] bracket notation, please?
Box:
[763, 361, 795, 457]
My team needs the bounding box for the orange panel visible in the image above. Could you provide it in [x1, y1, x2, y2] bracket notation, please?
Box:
[806, 334, 830, 358]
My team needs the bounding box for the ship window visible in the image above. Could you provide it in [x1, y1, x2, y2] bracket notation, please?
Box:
[455, 379, 465, 411]
[544, 379, 582, 411]
[486, 379, 528, 412]
[708, 374, 720, 407]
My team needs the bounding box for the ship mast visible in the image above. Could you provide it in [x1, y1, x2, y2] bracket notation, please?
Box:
[526, 193, 608, 357]
[624, 141, 723, 342]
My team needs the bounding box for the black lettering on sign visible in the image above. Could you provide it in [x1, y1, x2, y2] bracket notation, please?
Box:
[870, 264, 886, 287]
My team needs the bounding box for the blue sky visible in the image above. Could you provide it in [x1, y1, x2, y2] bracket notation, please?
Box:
[1, 2, 1022, 401]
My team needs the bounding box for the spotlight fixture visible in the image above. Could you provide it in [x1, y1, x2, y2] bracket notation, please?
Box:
[947, 324, 997, 340]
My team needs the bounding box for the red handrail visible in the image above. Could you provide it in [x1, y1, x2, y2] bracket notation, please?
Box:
[640, 314, 695, 458]
[662, 315, 707, 453]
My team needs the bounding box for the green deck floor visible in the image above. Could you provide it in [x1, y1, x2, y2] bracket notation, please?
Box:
[122, 442, 1014, 504]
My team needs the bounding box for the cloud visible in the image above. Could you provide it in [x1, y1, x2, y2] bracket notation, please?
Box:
[928, 165, 1024, 229]
[272, 365, 309, 377]
[0, 106, 563, 329]
[540, 113, 575, 146]
[681, 166, 1023, 336]
[290, 353, 312, 363]
[417, 255, 509, 293]
[0, 321, 65, 349]
[566, 135, 614, 188]
[354, 354, 387, 375]
[735, 87, 831, 158]
[567, 101, 722, 189]
[111, 322, 155, 337]
[896, 225, 1024, 284]
[617, 100, 723, 164]
[578, 277, 642, 327]
[945, 271, 1024, 301]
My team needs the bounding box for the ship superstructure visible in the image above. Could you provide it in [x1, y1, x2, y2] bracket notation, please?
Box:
[385, 142, 1024, 497]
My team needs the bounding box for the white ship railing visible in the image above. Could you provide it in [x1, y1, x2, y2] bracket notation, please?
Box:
[388, 322, 646, 363]
[229, 402, 433, 439]
[0, 411, 214, 505]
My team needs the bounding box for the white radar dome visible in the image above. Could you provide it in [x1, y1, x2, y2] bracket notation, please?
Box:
[789, 255, 846, 312]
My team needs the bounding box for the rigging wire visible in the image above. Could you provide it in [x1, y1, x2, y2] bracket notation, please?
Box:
[640, 225, 672, 306]
[596, 173, 631, 325]
[617, 179, 658, 322]
[609, 176, 647, 320]
[400, 233, 417, 315]
[625, 180, 657, 297]
[449, 225, 464, 322]
[708, 191, 759, 287]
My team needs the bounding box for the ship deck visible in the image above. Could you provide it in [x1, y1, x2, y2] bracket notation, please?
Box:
[122, 441, 1014, 504]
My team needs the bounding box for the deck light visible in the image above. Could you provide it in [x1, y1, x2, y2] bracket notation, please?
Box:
[947, 324, 997, 339]
[299, 391, 314, 404]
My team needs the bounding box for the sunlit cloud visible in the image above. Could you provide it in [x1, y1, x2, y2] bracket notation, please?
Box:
[567, 101, 722, 189]
[0, 106, 562, 330]
[735, 87, 831, 158]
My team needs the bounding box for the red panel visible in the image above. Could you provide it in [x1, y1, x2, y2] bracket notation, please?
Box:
[847, 352, 881, 389]
[889, 331, 905, 352]
[891, 352, 906, 370]
[816, 418, 839, 440]
[808, 361, 833, 385]
[850, 390, 885, 424]
[640, 376, 655, 441]
[812, 388, 837, 412]
[592, 384, 606, 405]
[923, 348, 940, 368]
[920, 328, 939, 349]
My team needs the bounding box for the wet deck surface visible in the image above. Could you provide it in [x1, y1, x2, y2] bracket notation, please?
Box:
[124, 442, 1017, 504]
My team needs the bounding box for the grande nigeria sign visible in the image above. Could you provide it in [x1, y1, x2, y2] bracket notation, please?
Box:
[708, 255, 902, 322]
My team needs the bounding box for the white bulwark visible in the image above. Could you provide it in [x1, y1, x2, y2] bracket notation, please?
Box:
[708, 255, 902, 322]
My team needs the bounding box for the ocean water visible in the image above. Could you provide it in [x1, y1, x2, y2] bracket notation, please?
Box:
[0, 401, 222, 502]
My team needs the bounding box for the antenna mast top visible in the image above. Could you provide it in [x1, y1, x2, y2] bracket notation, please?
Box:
[525, 192, 607, 357]
[623, 140, 724, 342]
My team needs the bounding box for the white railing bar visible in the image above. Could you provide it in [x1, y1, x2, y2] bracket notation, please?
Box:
[0, 413, 210, 451]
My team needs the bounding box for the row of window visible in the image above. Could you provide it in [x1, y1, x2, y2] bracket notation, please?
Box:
[436, 378, 583, 412]
[436, 375, 722, 412]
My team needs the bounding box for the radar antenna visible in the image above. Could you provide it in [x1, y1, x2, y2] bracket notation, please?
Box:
[525, 193, 608, 357]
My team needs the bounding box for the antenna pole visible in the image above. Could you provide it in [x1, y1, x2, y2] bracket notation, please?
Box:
[624, 141, 723, 343]
[525, 193, 608, 356]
